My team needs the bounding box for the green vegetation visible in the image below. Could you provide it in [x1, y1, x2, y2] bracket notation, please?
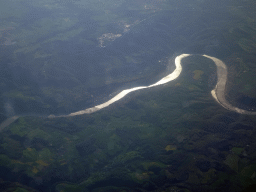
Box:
[1, 0, 256, 191]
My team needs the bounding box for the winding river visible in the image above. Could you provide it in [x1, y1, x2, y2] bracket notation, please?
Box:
[1, 54, 256, 131]
[61, 54, 256, 117]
